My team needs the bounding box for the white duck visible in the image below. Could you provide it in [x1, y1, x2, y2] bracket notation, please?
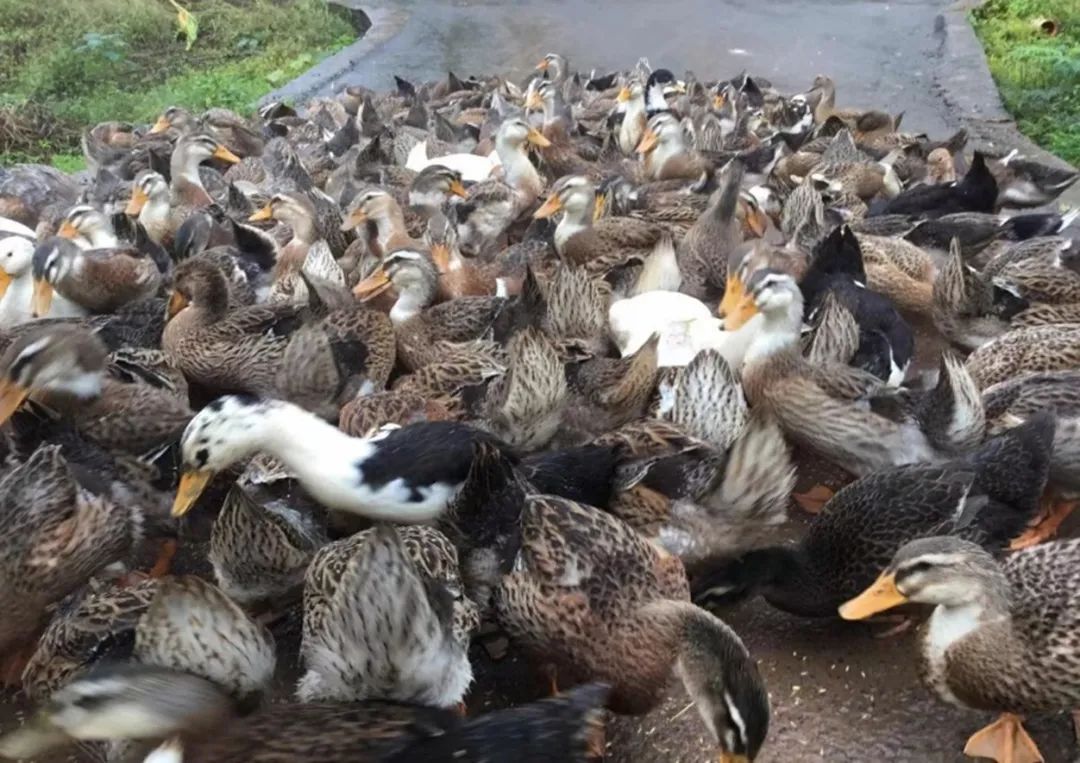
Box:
[0, 236, 87, 324]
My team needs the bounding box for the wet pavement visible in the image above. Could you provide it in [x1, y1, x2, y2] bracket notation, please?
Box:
[319, 0, 956, 137]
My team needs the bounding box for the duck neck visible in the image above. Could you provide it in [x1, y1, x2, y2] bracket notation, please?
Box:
[171, 152, 212, 205]
[647, 137, 685, 179]
[390, 284, 432, 325]
[743, 299, 803, 367]
[372, 205, 410, 252]
[554, 204, 592, 255]
[814, 82, 836, 122]
[645, 82, 669, 113]
[139, 192, 172, 233]
[495, 139, 541, 198]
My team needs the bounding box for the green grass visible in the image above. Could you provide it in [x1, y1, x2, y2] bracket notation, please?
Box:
[972, 0, 1080, 165]
[0, 0, 354, 166]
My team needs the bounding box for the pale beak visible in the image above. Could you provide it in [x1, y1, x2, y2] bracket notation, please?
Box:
[341, 208, 367, 231]
[353, 267, 392, 300]
[248, 204, 274, 222]
[616, 86, 632, 103]
[535, 58, 550, 71]
[167, 290, 189, 320]
[448, 179, 468, 198]
[149, 115, 171, 134]
[56, 221, 79, 240]
[533, 194, 563, 219]
[212, 144, 241, 164]
[125, 187, 150, 216]
[636, 128, 659, 155]
[0, 268, 11, 299]
[719, 754, 750, 763]
[593, 192, 606, 222]
[0, 380, 30, 426]
[171, 469, 214, 518]
[713, 94, 726, 110]
[430, 243, 451, 273]
[526, 127, 552, 148]
[525, 91, 543, 111]
[839, 571, 908, 620]
[31, 279, 53, 318]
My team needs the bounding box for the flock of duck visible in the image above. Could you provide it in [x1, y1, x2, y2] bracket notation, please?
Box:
[0, 53, 1079, 762]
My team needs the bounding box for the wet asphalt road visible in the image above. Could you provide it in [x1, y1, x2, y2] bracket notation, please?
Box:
[332, 0, 955, 137]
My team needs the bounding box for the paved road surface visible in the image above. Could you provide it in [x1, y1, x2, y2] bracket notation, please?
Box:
[308, 0, 957, 137]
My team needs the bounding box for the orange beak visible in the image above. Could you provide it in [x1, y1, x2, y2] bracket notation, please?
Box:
[57, 221, 79, 240]
[616, 86, 632, 103]
[149, 115, 171, 134]
[31, 279, 53, 318]
[430, 243, 451, 273]
[526, 127, 552, 148]
[212, 144, 241, 164]
[0, 379, 29, 426]
[592, 193, 606, 222]
[713, 93, 726, 110]
[839, 572, 907, 620]
[248, 204, 274, 222]
[125, 186, 150, 216]
[719, 274, 758, 330]
[0, 268, 11, 299]
[448, 179, 468, 198]
[353, 268, 392, 300]
[535, 58, 550, 71]
[167, 290, 189, 320]
[172, 469, 214, 518]
[533, 194, 563, 219]
[636, 128, 659, 155]
[341, 207, 367, 231]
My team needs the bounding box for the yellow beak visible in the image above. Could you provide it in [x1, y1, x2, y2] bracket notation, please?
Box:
[636, 128, 659, 155]
[149, 115, 171, 134]
[593, 192, 606, 222]
[448, 179, 468, 198]
[0, 380, 30, 426]
[839, 571, 908, 620]
[719, 754, 749, 763]
[353, 267, 392, 300]
[167, 291, 190, 320]
[526, 127, 552, 148]
[533, 194, 563, 219]
[31, 279, 53, 318]
[56, 221, 79, 240]
[719, 274, 760, 330]
[212, 144, 241, 164]
[171, 469, 214, 518]
[526, 91, 544, 111]
[125, 186, 149, 216]
[430, 243, 451, 273]
[617, 86, 632, 103]
[713, 94, 726, 110]
[535, 58, 550, 71]
[0, 268, 11, 299]
[248, 203, 274, 222]
[341, 208, 367, 231]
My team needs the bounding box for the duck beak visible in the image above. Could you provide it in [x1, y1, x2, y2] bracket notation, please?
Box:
[353, 267, 392, 300]
[672, 81, 687, 95]
[535, 58, 550, 71]
[448, 179, 468, 198]
[719, 275, 758, 330]
[172, 469, 214, 517]
[616, 86, 632, 103]
[713, 93, 726, 110]
[56, 221, 78, 240]
[341, 208, 367, 231]
[149, 115, 171, 134]
[430, 243, 451, 273]
[248, 204, 274, 222]
[31, 279, 53, 318]
[0, 269, 11, 299]
[526, 128, 551, 148]
[212, 144, 241, 164]
[719, 754, 749, 763]
[593, 192, 606, 222]
[125, 186, 150, 216]
[525, 91, 544, 111]
[0, 380, 30, 425]
[167, 290, 189, 320]
[636, 128, 659, 155]
[533, 194, 563, 219]
[741, 201, 769, 238]
[839, 571, 907, 620]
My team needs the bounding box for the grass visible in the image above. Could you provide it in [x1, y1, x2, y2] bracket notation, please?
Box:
[972, 0, 1080, 165]
[0, 0, 355, 166]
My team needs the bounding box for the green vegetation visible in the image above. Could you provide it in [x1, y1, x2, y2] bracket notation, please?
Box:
[972, 0, 1080, 165]
[0, 0, 354, 166]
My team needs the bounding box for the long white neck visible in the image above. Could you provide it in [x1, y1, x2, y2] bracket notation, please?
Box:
[743, 299, 803, 366]
[495, 139, 539, 190]
[619, 95, 646, 152]
[646, 83, 668, 112]
[555, 210, 590, 255]
[139, 193, 172, 233]
[390, 288, 427, 324]
[373, 207, 408, 251]
[171, 152, 208, 194]
[648, 135, 686, 178]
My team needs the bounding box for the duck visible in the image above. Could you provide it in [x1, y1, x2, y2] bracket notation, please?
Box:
[1, 235, 87, 323]
[455, 117, 551, 255]
[298, 523, 478, 707]
[533, 175, 665, 272]
[248, 190, 335, 280]
[171, 395, 512, 522]
[0, 663, 612, 763]
[0, 325, 192, 456]
[872, 151, 998, 219]
[695, 414, 1053, 618]
[494, 493, 770, 762]
[840, 535, 1080, 763]
[636, 112, 711, 181]
[616, 78, 648, 154]
[807, 75, 900, 138]
[30, 236, 161, 317]
[125, 170, 173, 246]
[159, 133, 242, 248]
[56, 204, 120, 249]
